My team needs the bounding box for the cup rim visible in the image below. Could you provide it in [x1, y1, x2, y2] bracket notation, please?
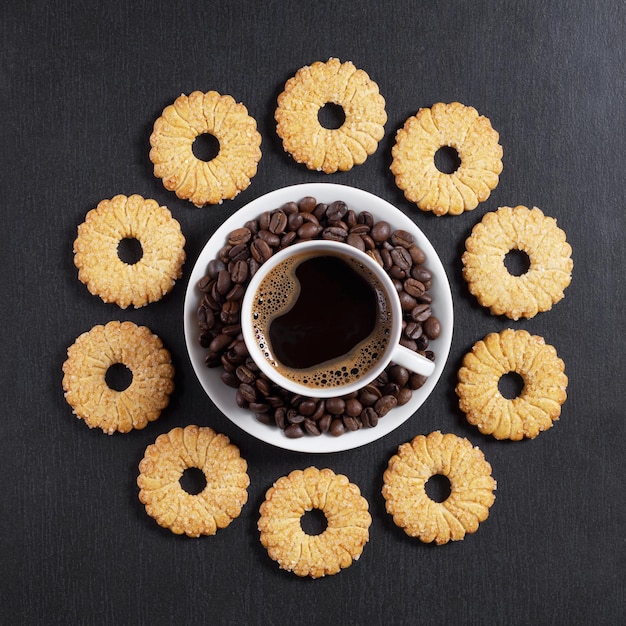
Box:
[241, 239, 403, 398]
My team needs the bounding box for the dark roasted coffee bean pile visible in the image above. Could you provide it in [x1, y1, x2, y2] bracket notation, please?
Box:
[196, 196, 441, 438]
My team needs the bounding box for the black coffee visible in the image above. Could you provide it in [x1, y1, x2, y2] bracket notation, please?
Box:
[250, 250, 393, 390]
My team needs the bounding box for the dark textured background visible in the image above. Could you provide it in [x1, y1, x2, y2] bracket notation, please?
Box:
[2, 1, 624, 624]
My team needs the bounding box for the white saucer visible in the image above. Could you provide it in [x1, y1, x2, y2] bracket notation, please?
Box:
[183, 183, 453, 453]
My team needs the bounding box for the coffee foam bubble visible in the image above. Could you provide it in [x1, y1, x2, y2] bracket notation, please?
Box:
[250, 250, 393, 390]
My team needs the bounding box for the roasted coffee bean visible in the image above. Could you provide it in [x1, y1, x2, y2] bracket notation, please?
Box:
[197, 306, 214, 331]
[257, 229, 281, 247]
[303, 418, 322, 436]
[345, 210, 357, 228]
[228, 227, 252, 246]
[244, 219, 259, 235]
[229, 259, 249, 284]
[269, 211, 288, 234]
[400, 337, 418, 351]
[358, 211, 374, 228]
[404, 278, 426, 298]
[345, 398, 363, 417]
[328, 417, 346, 437]
[302, 212, 320, 225]
[361, 407, 378, 428]
[313, 202, 328, 220]
[423, 316, 441, 339]
[238, 383, 257, 403]
[287, 412, 305, 425]
[326, 398, 346, 414]
[274, 407, 287, 429]
[249, 402, 270, 413]
[220, 371, 239, 388]
[255, 412, 274, 426]
[299, 196, 317, 212]
[197, 275, 213, 292]
[370, 220, 390, 242]
[318, 413, 332, 432]
[255, 378, 272, 396]
[411, 267, 432, 283]
[359, 384, 382, 406]
[284, 423, 305, 438]
[416, 292, 433, 304]
[221, 323, 242, 337]
[408, 244, 426, 265]
[408, 373, 427, 390]
[389, 265, 407, 280]
[326, 200, 348, 222]
[226, 283, 245, 302]
[297, 222, 322, 239]
[404, 321, 423, 340]
[236, 365, 256, 384]
[380, 248, 393, 270]
[343, 415, 361, 431]
[250, 238, 273, 263]
[207, 258, 226, 278]
[388, 365, 410, 387]
[298, 399, 317, 417]
[229, 244, 250, 263]
[220, 300, 239, 324]
[391, 246, 412, 271]
[258, 211, 271, 231]
[361, 234, 376, 250]
[349, 224, 370, 235]
[280, 231, 297, 247]
[216, 269, 232, 295]
[399, 291, 417, 312]
[288, 212, 304, 230]
[391, 230, 413, 248]
[416, 335, 429, 351]
[346, 233, 365, 250]
[282, 201, 299, 215]
[397, 388, 413, 406]
[411, 303, 432, 322]
[375, 394, 398, 416]
[322, 226, 348, 241]
[209, 333, 231, 353]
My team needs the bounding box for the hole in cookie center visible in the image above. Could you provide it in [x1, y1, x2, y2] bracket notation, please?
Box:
[117, 237, 143, 265]
[300, 508, 328, 536]
[434, 146, 461, 174]
[192, 132, 220, 162]
[105, 363, 133, 392]
[425, 474, 452, 503]
[504, 249, 531, 276]
[179, 467, 207, 495]
[318, 103, 346, 130]
[498, 371, 525, 399]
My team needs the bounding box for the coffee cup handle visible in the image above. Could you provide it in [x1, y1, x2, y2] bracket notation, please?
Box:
[388, 344, 436, 377]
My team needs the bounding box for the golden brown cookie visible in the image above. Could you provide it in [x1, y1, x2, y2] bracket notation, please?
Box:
[258, 467, 371, 578]
[391, 102, 503, 215]
[456, 329, 568, 440]
[62, 321, 174, 434]
[137, 425, 249, 537]
[382, 431, 496, 544]
[275, 58, 387, 173]
[462, 205, 573, 319]
[73, 194, 186, 309]
[149, 90, 262, 206]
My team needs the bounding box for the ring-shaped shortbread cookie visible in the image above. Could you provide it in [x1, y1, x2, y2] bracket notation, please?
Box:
[258, 467, 372, 578]
[275, 58, 387, 173]
[391, 102, 503, 215]
[382, 431, 496, 544]
[456, 329, 568, 440]
[149, 90, 262, 206]
[62, 321, 175, 434]
[73, 194, 186, 309]
[462, 206, 573, 319]
[137, 425, 250, 537]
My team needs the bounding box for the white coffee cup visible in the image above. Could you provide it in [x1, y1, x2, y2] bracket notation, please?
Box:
[241, 240, 436, 398]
